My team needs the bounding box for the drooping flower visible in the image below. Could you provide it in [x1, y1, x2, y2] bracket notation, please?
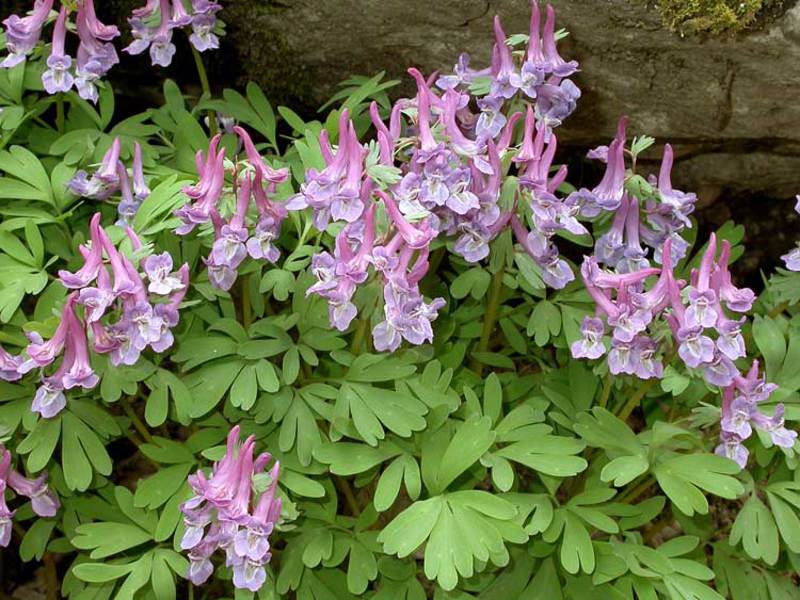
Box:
[1, 0, 54, 68]
[41, 6, 74, 94]
[182, 427, 281, 592]
[0, 445, 59, 548]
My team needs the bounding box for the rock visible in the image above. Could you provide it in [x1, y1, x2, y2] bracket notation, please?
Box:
[12, 1, 800, 198]
[215, 0, 800, 197]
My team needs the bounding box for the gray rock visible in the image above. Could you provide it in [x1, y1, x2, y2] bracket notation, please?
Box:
[218, 0, 800, 197]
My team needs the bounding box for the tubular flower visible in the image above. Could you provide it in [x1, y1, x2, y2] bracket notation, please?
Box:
[1, 0, 54, 68]
[175, 127, 289, 290]
[0, 213, 187, 417]
[181, 427, 281, 592]
[0, 445, 59, 548]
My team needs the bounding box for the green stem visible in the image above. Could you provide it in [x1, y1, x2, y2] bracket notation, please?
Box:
[191, 46, 217, 136]
[599, 373, 612, 409]
[620, 476, 655, 504]
[470, 266, 505, 376]
[241, 275, 253, 329]
[768, 301, 789, 319]
[121, 396, 154, 444]
[350, 314, 370, 355]
[334, 475, 361, 516]
[615, 378, 657, 422]
[56, 95, 65, 134]
[43, 552, 59, 600]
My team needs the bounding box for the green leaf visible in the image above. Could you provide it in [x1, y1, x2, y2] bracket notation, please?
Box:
[378, 496, 443, 558]
[72, 562, 136, 583]
[496, 434, 587, 478]
[654, 454, 744, 516]
[230, 364, 258, 411]
[434, 415, 496, 493]
[313, 442, 400, 476]
[560, 511, 595, 574]
[374, 456, 405, 511]
[20, 518, 56, 562]
[730, 495, 779, 565]
[752, 314, 786, 378]
[134, 463, 193, 510]
[72, 522, 153, 559]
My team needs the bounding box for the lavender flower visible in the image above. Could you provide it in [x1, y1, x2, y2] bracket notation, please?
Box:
[41, 6, 74, 94]
[182, 427, 281, 592]
[0, 445, 59, 548]
[780, 196, 800, 271]
[1, 0, 54, 68]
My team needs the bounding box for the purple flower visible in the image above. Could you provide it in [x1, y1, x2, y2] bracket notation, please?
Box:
[632, 336, 663, 380]
[715, 431, 749, 469]
[190, 12, 219, 52]
[0, 446, 59, 548]
[1, 0, 54, 68]
[677, 325, 715, 368]
[41, 7, 74, 95]
[686, 289, 718, 329]
[31, 379, 66, 419]
[144, 252, 185, 295]
[752, 405, 797, 449]
[0, 346, 22, 382]
[489, 16, 517, 99]
[211, 225, 249, 270]
[781, 195, 800, 271]
[132, 142, 150, 200]
[68, 139, 122, 199]
[655, 144, 696, 226]
[7, 470, 59, 517]
[539, 3, 579, 77]
[534, 77, 581, 137]
[608, 339, 636, 375]
[22, 296, 76, 370]
[703, 352, 738, 387]
[717, 317, 746, 360]
[571, 316, 606, 359]
[182, 428, 280, 593]
[75, 0, 120, 102]
[573, 118, 627, 216]
[246, 215, 282, 263]
[711, 240, 755, 313]
[176, 136, 226, 233]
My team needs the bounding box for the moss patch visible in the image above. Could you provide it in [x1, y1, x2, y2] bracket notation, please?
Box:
[656, 0, 783, 34]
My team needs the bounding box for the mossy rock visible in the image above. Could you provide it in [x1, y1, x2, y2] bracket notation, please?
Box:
[656, 0, 787, 34]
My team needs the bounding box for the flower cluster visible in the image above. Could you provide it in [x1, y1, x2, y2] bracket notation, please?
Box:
[716, 362, 797, 467]
[1, 0, 223, 101]
[125, 0, 222, 67]
[1, 0, 121, 102]
[286, 1, 590, 346]
[68, 138, 151, 224]
[574, 118, 697, 270]
[0, 213, 187, 418]
[781, 196, 800, 271]
[573, 233, 755, 384]
[1, 445, 59, 547]
[174, 127, 290, 290]
[181, 427, 281, 593]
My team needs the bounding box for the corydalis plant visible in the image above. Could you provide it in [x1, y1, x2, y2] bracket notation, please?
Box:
[284, 0, 590, 344]
[125, 0, 223, 67]
[1, 0, 120, 102]
[0, 213, 188, 418]
[0, 445, 59, 548]
[0, 0, 223, 100]
[181, 426, 281, 593]
[173, 126, 289, 290]
[68, 137, 151, 224]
